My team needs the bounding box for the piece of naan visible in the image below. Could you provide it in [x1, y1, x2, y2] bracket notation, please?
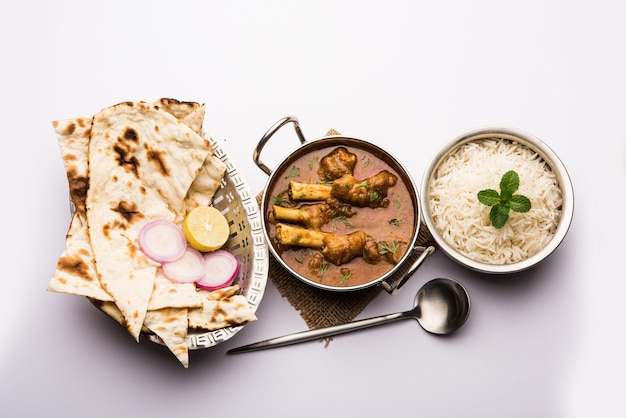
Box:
[50, 99, 239, 367]
[52, 117, 92, 221]
[188, 286, 257, 331]
[86, 101, 211, 340]
[144, 308, 189, 368]
[148, 274, 203, 311]
[48, 215, 113, 302]
[48, 118, 105, 300]
[49, 101, 214, 307]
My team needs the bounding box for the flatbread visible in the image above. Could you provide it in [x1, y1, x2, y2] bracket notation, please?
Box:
[52, 117, 92, 221]
[182, 152, 227, 219]
[50, 99, 245, 367]
[86, 101, 211, 340]
[144, 308, 189, 368]
[147, 274, 202, 311]
[188, 286, 257, 331]
[49, 118, 102, 300]
[48, 215, 113, 302]
[152, 98, 202, 125]
[50, 101, 219, 307]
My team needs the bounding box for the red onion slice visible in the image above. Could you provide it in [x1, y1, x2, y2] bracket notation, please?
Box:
[196, 250, 239, 290]
[138, 219, 187, 263]
[162, 246, 207, 283]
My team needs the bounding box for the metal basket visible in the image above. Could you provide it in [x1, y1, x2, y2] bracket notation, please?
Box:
[144, 136, 269, 348]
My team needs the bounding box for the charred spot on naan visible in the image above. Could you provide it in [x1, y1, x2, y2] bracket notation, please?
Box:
[124, 127, 139, 142]
[66, 166, 88, 217]
[113, 142, 140, 177]
[145, 145, 170, 176]
[101, 203, 145, 240]
[153, 98, 201, 120]
[56, 252, 93, 281]
[56, 117, 92, 137]
[111, 200, 143, 223]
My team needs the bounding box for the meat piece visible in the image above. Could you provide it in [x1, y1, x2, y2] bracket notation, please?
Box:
[274, 223, 397, 266]
[321, 230, 368, 265]
[362, 239, 381, 263]
[318, 147, 357, 181]
[289, 170, 398, 208]
[288, 181, 332, 201]
[270, 198, 355, 229]
[272, 203, 332, 230]
[330, 171, 398, 208]
[275, 223, 326, 248]
[308, 252, 324, 270]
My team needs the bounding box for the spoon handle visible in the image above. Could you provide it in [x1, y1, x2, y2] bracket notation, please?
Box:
[227, 311, 409, 354]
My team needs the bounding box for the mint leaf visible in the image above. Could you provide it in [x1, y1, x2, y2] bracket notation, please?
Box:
[490, 204, 510, 229]
[509, 194, 531, 213]
[477, 189, 500, 206]
[499, 170, 519, 200]
[477, 170, 531, 229]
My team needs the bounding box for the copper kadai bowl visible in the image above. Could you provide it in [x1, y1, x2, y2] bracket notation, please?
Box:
[253, 116, 434, 293]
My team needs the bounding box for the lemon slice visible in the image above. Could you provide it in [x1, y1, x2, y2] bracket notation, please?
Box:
[183, 206, 230, 252]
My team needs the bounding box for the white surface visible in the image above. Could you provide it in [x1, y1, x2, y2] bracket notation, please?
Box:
[1, 1, 624, 417]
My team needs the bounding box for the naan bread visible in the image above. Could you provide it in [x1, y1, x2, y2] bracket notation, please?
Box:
[50, 99, 244, 367]
[147, 274, 202, 311]
[188, 286, 257, 331]
[86, 101, 211, 340]
[49, 118, 105, 300]
[151, 99, 228, 221]
[50, 101, 219, 308]
[144, 308, 189, 368]
[52, 117, 92, 221]
[153, 98, 202, 125]
[182, 152, 227, 218]
[48, 215, 114, 301]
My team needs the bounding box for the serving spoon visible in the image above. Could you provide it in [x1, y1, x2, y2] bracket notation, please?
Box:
[227, 277, 470, 354]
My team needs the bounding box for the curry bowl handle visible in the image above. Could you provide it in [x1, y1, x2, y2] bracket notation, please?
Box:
[253, 116, 307, 176]
[380, 246, 436, 294]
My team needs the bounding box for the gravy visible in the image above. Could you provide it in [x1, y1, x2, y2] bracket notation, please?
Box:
[266, 143, 416, 288]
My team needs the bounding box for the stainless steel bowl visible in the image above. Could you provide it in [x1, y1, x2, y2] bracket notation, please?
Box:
[420, 126, 574, 274]
[254, 116, 434, 293]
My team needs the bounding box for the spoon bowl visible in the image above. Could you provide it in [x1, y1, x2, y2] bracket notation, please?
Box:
[227, 278, 470, 354]
[413, 278, 471, 334]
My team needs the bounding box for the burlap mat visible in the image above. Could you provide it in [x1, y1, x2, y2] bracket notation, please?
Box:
[256, 131, 436, 331]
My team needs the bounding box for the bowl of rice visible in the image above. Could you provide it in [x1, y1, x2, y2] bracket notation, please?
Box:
[421, 126, 574, 274]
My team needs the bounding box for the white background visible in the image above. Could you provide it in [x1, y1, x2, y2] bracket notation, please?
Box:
[2, 1, 625, 417]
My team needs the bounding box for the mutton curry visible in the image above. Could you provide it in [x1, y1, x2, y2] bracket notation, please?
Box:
[266, 145, 416, 288]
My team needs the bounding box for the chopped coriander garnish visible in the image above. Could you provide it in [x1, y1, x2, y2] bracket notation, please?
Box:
[338, 270, 351, 284]
[319, 262, 329, 280]
[388, 218, 401, 226]
[378, 241, 399, 256]
[331, 215, 356, 230]
[285, 165, 300, 179]
[273, 196, 290, 205]
[393, 194, 402, 209]
[477, 170, 531, 229]
[361, 155, 370, 168]
[308, 157, 318, 170]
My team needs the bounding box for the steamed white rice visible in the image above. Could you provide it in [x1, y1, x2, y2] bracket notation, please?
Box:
[428, 138, 562, 265]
